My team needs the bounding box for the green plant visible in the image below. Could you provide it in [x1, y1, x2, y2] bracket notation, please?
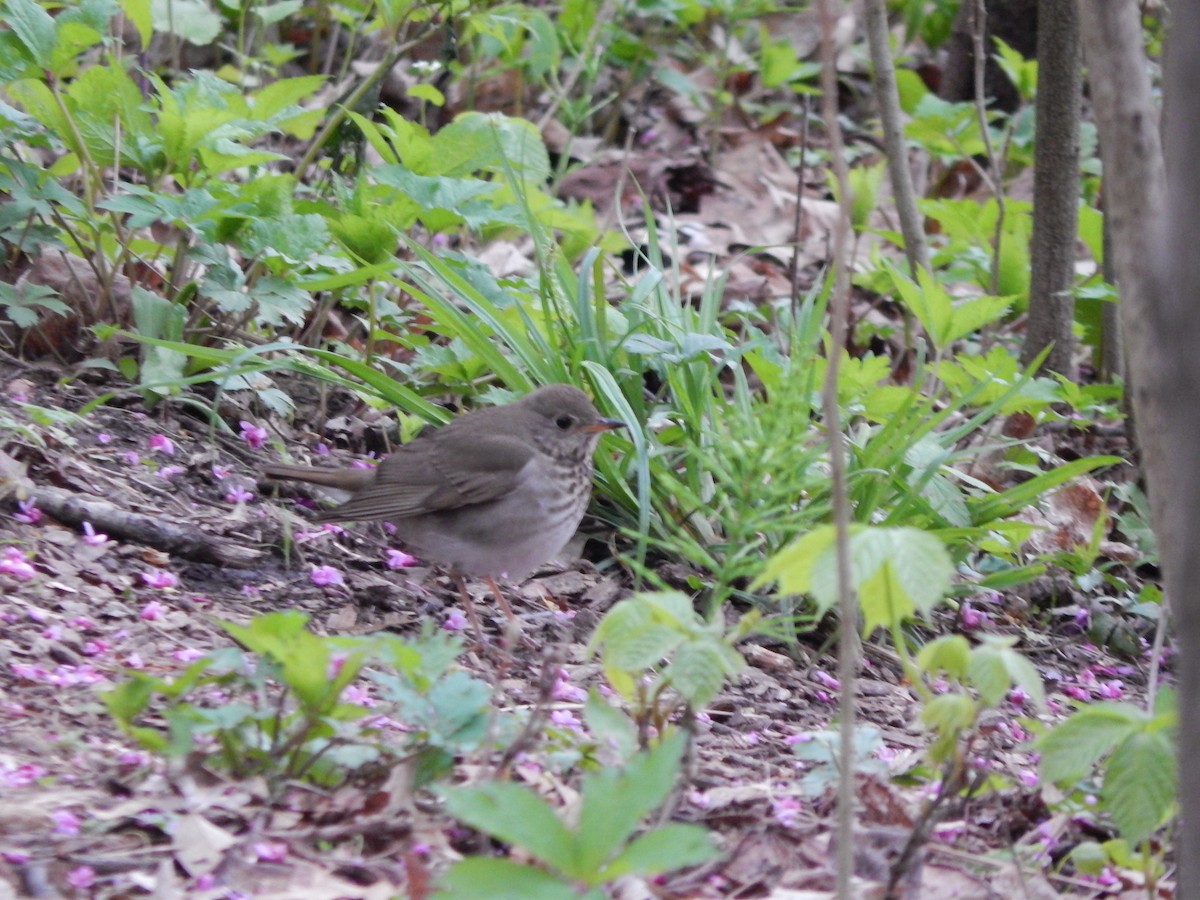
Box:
[589, 590, 756, 740]
[102, 611, 498, 791]
[790, 726, 891, 796]
[759, 525, 1046, 766]
[1038, 688, 1176, 886]
[434, 731, 718, 899]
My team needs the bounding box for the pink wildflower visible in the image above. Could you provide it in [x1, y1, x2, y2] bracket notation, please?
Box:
[13, 498, 41, 525]
[310, 565, 343, 587]
[80, 521, 108, 545]
[141, 569, 178, 589]
[254, 841, 288, 862]
[386, 549, 416, 569]
[225, 485, 254, 503]
[66, 866, 95, 889]
[52, 809, 81, 835]
[239, 421, 269, 449]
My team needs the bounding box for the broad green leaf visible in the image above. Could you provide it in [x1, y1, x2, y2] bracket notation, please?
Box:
[435, 112, 550, 181]
[407, 83, 445, 106]
[102, 674, 160, 723]
[329, 213, 396, 265]
[6, 0, 57, 68]
[887, 263, 952, 348]
[967, 636, 1045, 709]
[601, 824, 718, 879]
[121, 0, 152, 46]
[584, 690, 637, 762]
[917, 635, 971, 681]
[0, 281, 69, 327]
[1037, 702, 1146, 783]
[252, 74, 325, 119]
[640, 590, 698, 627]
[604, 623, 683, 672]
[49, 21, 103, 75]
[150, 0, 222, 45]
[347, 110, 401, 166]
[433, 858, 586, 900]
[921, 693, 977, 762]
[1103, 731, 1176, 844]
[668, 641, 730, 708]
[252, 0, 302, 25]
[1069, 841, 1108, 875]
[588, 595, 653, 654]
[944, 294, 1012, 343]
[442, 783, 576, 875]
[575, 733, 685, 876]
[755, 524, 838, 595]
[809, 527, 953, 631]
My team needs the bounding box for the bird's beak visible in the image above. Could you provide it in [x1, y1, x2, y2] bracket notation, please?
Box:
[581, 417, 626, 433]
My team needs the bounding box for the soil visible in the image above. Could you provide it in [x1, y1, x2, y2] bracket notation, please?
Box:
[0, 355, 1164, 898]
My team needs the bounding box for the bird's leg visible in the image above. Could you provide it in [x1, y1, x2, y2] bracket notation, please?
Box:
[451, 572, 486, 647]
[487, 577, 535, 649]
[486, 576, 516, 621]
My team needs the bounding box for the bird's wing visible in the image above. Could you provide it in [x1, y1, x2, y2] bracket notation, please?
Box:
[319, 431, 535, 521]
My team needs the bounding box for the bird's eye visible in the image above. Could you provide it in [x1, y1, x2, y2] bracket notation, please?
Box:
[555, 414, 574, 430]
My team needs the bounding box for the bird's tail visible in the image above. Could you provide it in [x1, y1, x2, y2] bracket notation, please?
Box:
[262, 464, 375, 492]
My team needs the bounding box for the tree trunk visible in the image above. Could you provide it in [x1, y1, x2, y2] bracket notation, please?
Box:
[1021, 0, 1081, 376]
[1158, 0, 1200, 891]
[939, 0, 1038, 110]
[1080, 0, 1191, 890]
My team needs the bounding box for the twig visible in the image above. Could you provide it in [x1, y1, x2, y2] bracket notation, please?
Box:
[815, 1, 860, 896]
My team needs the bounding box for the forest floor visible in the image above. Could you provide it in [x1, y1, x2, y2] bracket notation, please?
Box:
[0, 353, 1161, 899]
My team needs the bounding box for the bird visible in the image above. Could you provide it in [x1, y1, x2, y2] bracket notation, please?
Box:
[263, 384, 625, 636]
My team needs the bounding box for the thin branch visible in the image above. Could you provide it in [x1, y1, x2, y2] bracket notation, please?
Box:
[816, 0, 860, 895]
[862, 0, 929, 275]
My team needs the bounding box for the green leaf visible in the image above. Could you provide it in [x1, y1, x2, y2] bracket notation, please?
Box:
[407, 82, 445, 106]
[251, 0, 302, 25]
[6, 0, 57, 68]
[641, 590, 699, 627]
[575, 733, 685, 877]
[584, 690, 637, 762]
[0, 281, 69, 327]
[434, 112, 550, 181]
[121, 0, 152, 47]
[917, 635, 971, 681]
[755, 524, 838, 595]
[102, 673, 161, 724]
[966, 636, 1045, 709]
[433, 858, 588, 900]
[668, 641, 731, 708]
[921, 693, 977, 762]
[1069, 841, 1108, 875]
[604, 623, 683, 673]
[150, 0, 222, 45]
[441, 782, 577, 875]
[49, 20, 102, 75]
[811, 527, 954, 632]
[1037, 702, 1146, 783]
[601, 823, 717, 879]
[970, 456, 1124, 524]
[1103, 730, 1176, 844]
[252, 74, 325, 119]
[329, 213, 396, 265]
